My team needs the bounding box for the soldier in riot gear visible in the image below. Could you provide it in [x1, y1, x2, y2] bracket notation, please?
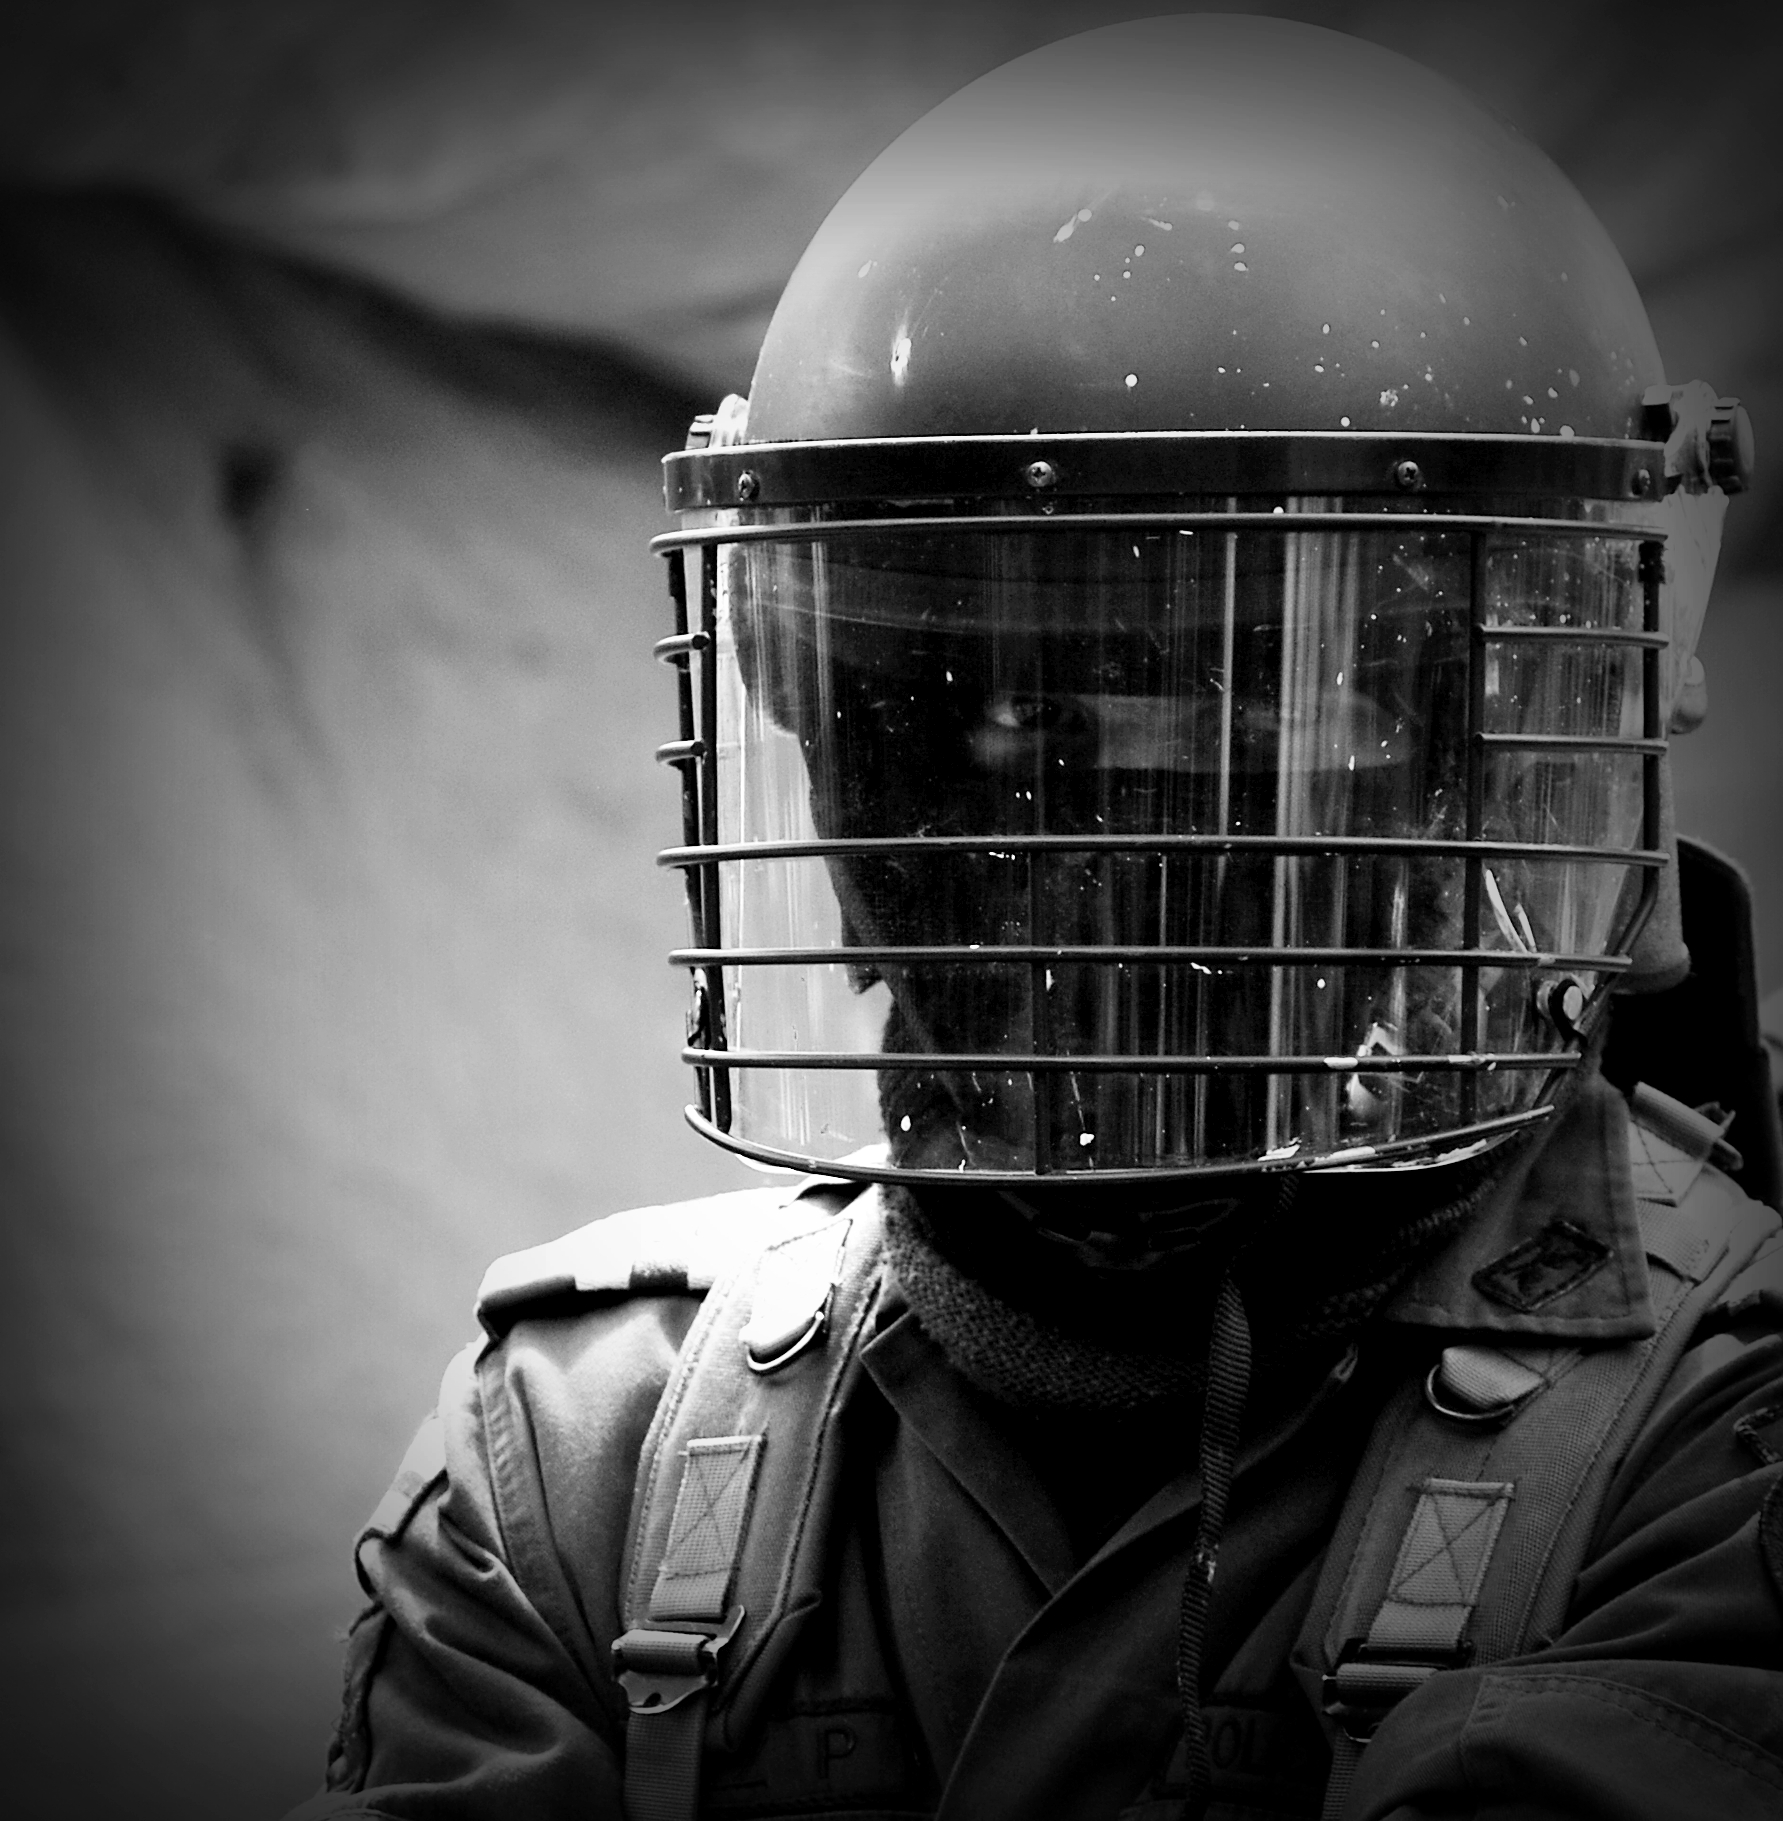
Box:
[297, 17, 1782, 1820]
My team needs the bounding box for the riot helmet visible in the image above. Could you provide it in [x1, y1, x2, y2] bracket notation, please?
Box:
[653, 14, 1750, 1193]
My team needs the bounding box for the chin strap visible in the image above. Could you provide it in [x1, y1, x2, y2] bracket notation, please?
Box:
[1177, 1269, 1252, 1820]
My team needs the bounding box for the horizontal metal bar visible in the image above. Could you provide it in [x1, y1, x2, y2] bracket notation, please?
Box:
[1475, 733, 1668, 755]
[652, 510, 1664, 554]
[680, 1101, 1559, 1184]
[682, 1046, 1579, 1076]
[659, 833, 1663, 868]
[654, 739, 707, 767]
[1480, 625, 1667, 649]
[663, 430, 1660, 512]
[670, 944, 1628, 972]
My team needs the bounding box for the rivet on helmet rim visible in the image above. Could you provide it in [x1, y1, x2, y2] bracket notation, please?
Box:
[1023, 459, 1059, 491]
[1630, 467, 1654, 497]
[735, 470, 761, 502]
[1392, 458, 1422, 491]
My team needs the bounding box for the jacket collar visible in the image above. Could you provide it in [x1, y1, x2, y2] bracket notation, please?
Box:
[1380, 1068, 1655, 1341]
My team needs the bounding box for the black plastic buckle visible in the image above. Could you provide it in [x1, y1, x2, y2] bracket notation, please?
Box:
[1321, 1638, 1472, 1742]
[611, 1605, 745, 1715]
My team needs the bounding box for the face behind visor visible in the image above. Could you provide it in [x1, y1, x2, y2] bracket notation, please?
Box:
[651, 14, 1748, 1198]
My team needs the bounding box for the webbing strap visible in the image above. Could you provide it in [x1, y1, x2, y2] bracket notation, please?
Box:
[1626, 1082, 1741, 1199]
[1320, 1477, 1512, 1817]
[616, 1438, 761, 1821]
[1626, 1082, 1737, 1282]
[1321, 1736, 1363, 1821]
[620, 1692, 709, 1821]
[615, 1190, 885, 1821]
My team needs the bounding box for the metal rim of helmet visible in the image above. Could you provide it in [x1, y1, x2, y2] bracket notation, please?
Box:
[652, 420, 1672, 1188]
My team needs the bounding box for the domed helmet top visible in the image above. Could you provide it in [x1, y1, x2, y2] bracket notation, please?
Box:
[653, 14, 1747, 1193]
[748, 14, 1657, 444]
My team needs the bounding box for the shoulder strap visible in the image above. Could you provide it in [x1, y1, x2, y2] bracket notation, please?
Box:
[611, 1184, 886, 1821]
[1294, 1086, 1779, 1820]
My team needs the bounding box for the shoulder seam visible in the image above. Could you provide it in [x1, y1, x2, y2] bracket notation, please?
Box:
[475, 1187, 832, 1338]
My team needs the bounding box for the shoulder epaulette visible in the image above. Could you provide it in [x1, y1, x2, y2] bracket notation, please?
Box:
[475, 1182, 850, 1339]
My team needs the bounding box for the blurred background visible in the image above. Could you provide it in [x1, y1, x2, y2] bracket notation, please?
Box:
[0, 3, 1777, 1815]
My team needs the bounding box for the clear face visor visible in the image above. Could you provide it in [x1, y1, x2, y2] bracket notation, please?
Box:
[675, 511, 1663, 1180]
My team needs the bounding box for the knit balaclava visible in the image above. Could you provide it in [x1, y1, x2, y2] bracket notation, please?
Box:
[882, 1142, 1520, 1412]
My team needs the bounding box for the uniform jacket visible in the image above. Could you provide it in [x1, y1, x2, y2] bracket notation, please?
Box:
[296, 1076, 1783, 1820]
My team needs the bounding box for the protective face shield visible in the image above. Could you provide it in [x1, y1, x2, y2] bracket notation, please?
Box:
[653, 15, 1751, 1190]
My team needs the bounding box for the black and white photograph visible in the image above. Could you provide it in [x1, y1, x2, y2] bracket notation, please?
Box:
[2, 6, 1780, 1818]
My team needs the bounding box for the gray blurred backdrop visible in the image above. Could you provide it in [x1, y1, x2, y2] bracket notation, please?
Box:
[0, 3, 1778, 1815]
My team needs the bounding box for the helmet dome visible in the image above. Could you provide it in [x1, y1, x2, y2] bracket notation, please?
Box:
[748, 13, 1661, 444]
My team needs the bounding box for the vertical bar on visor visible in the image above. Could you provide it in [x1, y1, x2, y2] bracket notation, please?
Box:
[1197, 514, 1240, 1157]
[1029, 631, 1055, 1174]
[1640, 541, 1663, 851]
[1460, 531, 1487, 1124]
[668, 550, 713, 1123]
[1218, 519, 1237, 838]
[699, 542, 731, 1130]
[1266, 514, 1311, 1150]
[1626, 538, 1666, 987]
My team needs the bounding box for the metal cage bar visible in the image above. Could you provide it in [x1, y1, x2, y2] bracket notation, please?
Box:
[1477, 733, 1667, 755]
[680, 1102, 1561, 1187]
[652, 510, 1665, 555]
[1026, 640, 1057, 1173]
[659, 834, 1664, 869]
[662, 430, 1663, 513]
[682, 1045, 1582, 1076]
[1482, 625, 1667, 648]
[669, 944, 1635, 972]
[1460, 531, 1488, 1123]
[697, 544, 730, 1129]
[1637, 537, 1667, 971]
[657, 552, 712, 1123]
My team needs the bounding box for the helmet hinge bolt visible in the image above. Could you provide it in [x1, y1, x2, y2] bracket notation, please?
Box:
[1630, 467, 1654, 497]
[735, 470, 761, 503]
[1540, 977, 1588, 1039]
[1392, 459, 1422, 491]
[1023, 459, 1059, 493]
[1706, 398, 1755, 494]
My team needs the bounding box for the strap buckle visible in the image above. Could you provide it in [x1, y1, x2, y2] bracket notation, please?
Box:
[1321, 1637, 1471, 1743]
[611, 1605, 745, 1715]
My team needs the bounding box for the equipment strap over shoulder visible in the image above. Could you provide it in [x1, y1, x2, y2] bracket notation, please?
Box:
[1294, 1084, 1779, 1821]
[612, 1185, 886, 1821]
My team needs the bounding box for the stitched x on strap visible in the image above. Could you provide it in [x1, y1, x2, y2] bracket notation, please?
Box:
[1370, 1478, 1513, 1652]
[651, 1436, 765, 1623]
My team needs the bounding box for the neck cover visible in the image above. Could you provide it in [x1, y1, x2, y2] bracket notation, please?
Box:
[884, 1198, 1209, 1408]
[883, 1140, 1522, 1411]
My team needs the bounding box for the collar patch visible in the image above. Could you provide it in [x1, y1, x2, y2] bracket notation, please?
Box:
[1470, 1217, 1613, 1313]
[1382, 1070, 1654, 1339]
